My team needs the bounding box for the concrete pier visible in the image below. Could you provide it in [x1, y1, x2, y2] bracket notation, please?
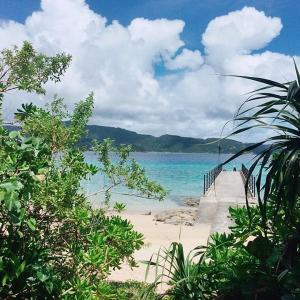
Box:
[197, 170, 256, 234]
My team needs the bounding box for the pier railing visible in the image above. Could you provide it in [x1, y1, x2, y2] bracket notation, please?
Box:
[203, 164, 222, 195]
[241, 164, 256, 197]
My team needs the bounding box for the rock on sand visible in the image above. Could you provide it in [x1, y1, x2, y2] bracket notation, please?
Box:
[154, 209, 197, 226]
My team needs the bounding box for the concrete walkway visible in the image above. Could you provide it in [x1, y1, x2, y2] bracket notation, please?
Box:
[196, 171, 256, 234]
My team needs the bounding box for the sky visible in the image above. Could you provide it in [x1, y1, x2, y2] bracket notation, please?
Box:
[0, 0, 299, 140]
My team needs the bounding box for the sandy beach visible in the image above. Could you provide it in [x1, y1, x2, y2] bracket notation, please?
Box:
[108, 212, 211, 284]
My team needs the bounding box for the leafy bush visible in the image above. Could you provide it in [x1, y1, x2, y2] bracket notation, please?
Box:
[145, 206, 300, 299]
[0, 42, 166, 299]
[110, 281, 158, 300]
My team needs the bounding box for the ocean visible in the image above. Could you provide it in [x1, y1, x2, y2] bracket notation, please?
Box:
[84, 152, 254, 213]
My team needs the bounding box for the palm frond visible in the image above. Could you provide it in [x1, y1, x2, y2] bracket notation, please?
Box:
[225, 65, 300, 227]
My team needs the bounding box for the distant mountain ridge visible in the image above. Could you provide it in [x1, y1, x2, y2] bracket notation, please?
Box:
[79, 125, 260, 154]
[5, 124, 260, 154]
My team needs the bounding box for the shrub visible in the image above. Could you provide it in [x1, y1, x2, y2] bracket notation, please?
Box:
[145, 205, 300, 299]
[0, 42, 166, 299]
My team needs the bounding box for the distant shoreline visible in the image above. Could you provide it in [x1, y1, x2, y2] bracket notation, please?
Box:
[5, 124, 262, 154]
[85, 150, 255, 155]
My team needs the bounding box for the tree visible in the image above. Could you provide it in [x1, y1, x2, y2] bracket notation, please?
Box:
[0, 42, 166, 299]
[0, 41, 71, 125]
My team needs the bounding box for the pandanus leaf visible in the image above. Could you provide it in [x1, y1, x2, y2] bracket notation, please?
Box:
[224, 64, 300, 229]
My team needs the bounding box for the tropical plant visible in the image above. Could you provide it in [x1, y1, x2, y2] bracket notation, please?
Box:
[224, 64, 300, 228]
[143, 242, 209, 300]
[145, 63, 300, 299]
[0, 42, 166, 299]
[113, 202, 127, 213]
[110, 281, 158, 300]
[222, 63, 300, 293]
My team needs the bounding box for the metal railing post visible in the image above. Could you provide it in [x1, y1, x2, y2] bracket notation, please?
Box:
[241, 164, 256, 198]
[203, 164, 222, 195]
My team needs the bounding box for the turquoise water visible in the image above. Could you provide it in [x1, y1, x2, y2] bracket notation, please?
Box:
[84, 152, 254, 212]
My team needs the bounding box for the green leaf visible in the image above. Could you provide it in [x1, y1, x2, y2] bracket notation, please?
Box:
[0, 180, 23, 192]
[0, 191, 4, 202]
[10, 213, 21, 225]
[37, 271, 49, 282]
[46, 281, 54, 294]
[26, 218, 37, 231]
[17, 230, 24, 238]
[278, 269, 289, 282]
[4, 192, 19, 211]
[1, 275, 9, 287]
[8, 130, 21, 139]
[228, 74, 288, 90]
[16, 261, 26, 277]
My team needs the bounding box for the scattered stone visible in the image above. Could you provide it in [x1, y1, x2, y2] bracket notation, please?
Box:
[183, 197, 200, 207]
[154, 209, 197, 226]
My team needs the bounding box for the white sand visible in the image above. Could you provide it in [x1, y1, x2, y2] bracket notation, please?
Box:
[108, 213, 211, 284]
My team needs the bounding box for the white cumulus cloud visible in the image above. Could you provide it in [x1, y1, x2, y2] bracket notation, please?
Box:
[0, 1, 298, 141]
[202, 6, 282, 67]
[166, 49, 204, 70]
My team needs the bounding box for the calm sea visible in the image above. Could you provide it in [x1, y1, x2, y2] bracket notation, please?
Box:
[84, 152, 254, 213]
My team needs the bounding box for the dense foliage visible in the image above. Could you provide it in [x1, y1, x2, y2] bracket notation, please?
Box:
[145, 65, 300, 299]
[145, 206, 300, 299]
[0, 42, 166, 299]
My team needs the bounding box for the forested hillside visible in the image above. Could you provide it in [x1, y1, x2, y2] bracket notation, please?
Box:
[5, 124, 261, 153]
[79, 125, 261, 153]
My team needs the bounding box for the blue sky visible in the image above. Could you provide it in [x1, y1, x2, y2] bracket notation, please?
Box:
[1, 0, 299, 55]
[0, 0, 299, 139]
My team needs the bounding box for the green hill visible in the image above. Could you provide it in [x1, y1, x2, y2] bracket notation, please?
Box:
[80, 125, 260, 154]
[5, 124, 261, 154]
